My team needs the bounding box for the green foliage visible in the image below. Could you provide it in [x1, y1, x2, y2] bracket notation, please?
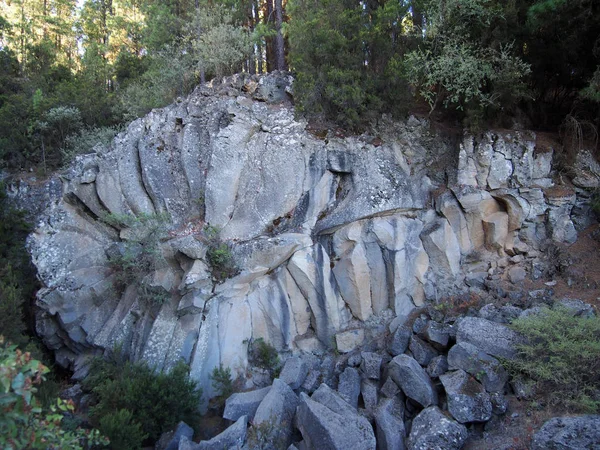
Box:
[249, 338, 281, 377]
[288, 0, 411, 129]
[210, 365, 234, 409]
[98, 409, 148, 450]
[0, 184, 35, 347]
[506, 307, 600, 413]
[203, 224, 238, 281]
[186, 4, 253, 79]
[61, 125, 122, 163]
[0, 338, 108, 449]
[406, 0, 530, 121]
[84, 350, 201, 445]
[104, 212, 170, 305]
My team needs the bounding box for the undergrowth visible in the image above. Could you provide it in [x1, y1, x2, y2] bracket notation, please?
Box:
[83, 347, 201, 448]
[505, 307, 600, 413]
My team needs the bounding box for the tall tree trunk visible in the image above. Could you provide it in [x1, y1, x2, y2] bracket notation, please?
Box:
[274, 0, 286, 70]
[264, 0, 275, 72]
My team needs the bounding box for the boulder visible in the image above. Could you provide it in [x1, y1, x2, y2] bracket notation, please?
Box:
[279, 357, 309, 390]
[388, 355, 438, 408]
[407, 406, 468, 450]
[223, 386, 271, 421]
[388, 325, 411, 356]
[426, 356, 448, 379]
[409, 336, 438, 366]
[456, 317, 521, 359]
[447, 342, 508, 393]
[360, 352, 383, 380]
[508, 266, 526, 284]
[420, 321, 450, 349]
[531, 415, 600, 450]
[361, 379, 379, 414]
[380, 377, 401, 399]
[337, 367, 361, 409]
[335, 329, 365, 353]
[440, 370, 492, 423]
[296, 388, 376, 450]
[158, 421, 194, 450]
[374, 396, 406, 450]
[254, 379, 299, 446]
[195, 415, 248, 450]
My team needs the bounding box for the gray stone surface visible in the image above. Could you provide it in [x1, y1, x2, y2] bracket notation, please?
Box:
[279, 357, 309, 390]
[361, 379, 379, 414]
[254, 379, 299, 446]
[447, 342, 508, 393]
[335, 329, 365, 353]
[223, 387, 271, 421]
[420, 321, 450, 349]
[388, 325, 412, 357]
[409, 335, 438, 367]
[375, 397, 406, 450]
[426, 355, 448, 379]
[159, 421, 194, 450]
[22, 71, 575, 419]
[389, 354, 438, 408]
[456, 317, 521, 359]
[440, 370, 492, 423]
[195, 415, 248, 450]
[531, 415, 600, 450]
[296, 388, 376, 450]
[380, 377, 401, 399]
[337, 366, 360, 408]
[407, 406, 468, 450]
[360, 352, 383, 380]
[508, 266, 527, 284]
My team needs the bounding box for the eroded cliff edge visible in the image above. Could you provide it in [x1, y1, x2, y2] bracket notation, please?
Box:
[25, 73, 593, 408]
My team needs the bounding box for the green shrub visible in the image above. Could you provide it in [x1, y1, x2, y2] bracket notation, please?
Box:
[98, 409, 148, 450]
[0, 338, 108, 449]
[84, 350, 201, 445]
[249, 338, 281, 377]
[210, 365, 234, 410]
[104, 212, 170, 306]
[506, 307, 600, 413]
[61, 125, 122, 163]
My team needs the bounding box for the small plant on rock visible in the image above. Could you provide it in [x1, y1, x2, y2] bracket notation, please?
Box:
[249, 338, 281, 378]
[202, 224, 238, 281]
[210, 365, 234, 410]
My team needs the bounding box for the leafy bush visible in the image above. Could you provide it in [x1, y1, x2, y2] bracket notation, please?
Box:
[0, 184, 35, 347]
[249, 338, 281, 378]
[210, 365, 234, 410]
[98, 409, 148, 450]
[61, 125, 122, 163]
[506, 307, 600, 413]
[104, 212, 170, 305]
[84, 349, 201, 445]
[0, 338, 108, 449]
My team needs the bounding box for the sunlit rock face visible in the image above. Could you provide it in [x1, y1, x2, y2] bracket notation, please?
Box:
[26, 72, 571, 409]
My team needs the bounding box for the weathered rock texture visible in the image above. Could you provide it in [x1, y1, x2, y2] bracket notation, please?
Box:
[26, 73, 584, 408]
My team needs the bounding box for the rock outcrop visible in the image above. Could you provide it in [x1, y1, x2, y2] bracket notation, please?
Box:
[25, 72, 590, 409]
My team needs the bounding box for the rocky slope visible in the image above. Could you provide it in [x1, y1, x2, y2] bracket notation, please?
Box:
[24, 72, 595, 409]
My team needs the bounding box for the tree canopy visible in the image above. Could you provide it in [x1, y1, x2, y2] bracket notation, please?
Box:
[0, 0, 598, 169]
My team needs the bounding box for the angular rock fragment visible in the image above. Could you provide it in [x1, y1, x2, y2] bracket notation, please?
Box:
[196, 415, 248, 450]
[447, 342, 508, 393]
[296, 388, 376, 450]
[531, 415, 600, 450]
[409, 335, 438, 366]
[360, 352, 383, 380]
[456, 317, 521, 359]
[388, 325, 412, 356]
[375, 397, 406, 450]
[389, 354, 437, 408]
[337, 367, 360, 409]
[280, 357, 309, 390]
[223, 386, 271, 421]
[440, 370, 492, 423]
[407, 406, 468, 450]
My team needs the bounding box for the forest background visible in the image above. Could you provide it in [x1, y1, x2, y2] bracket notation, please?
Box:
[0, 0, 598, 173]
